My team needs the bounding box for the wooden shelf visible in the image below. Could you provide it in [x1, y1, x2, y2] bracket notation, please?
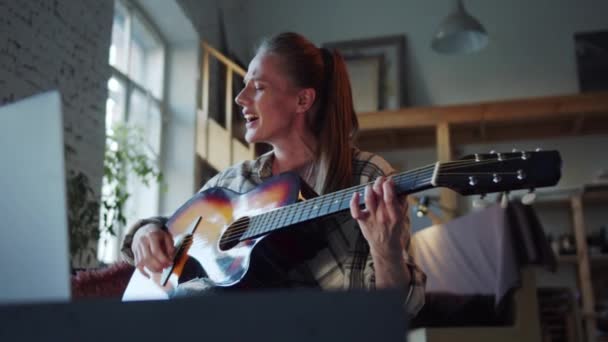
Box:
[533, 187, 608, 341]
[356, 91, 608, 151]
[558, 254, 608, 264]
[532, 188, 608, 208]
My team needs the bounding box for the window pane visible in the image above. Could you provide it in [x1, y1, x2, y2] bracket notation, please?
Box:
[105, 76, 126, 133]
[109, 1, 129, 73]
[128, 89, 162, 156]
[98, 76, 126, 264]
[129, 14, 165, 99]
[125, 89, 162, 229]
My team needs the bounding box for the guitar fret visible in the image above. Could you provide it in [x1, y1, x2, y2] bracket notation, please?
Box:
[311, 199, 320, 218]
[256, 165, 438, 238]
[319, 195, 329, 216]
[304, 200, 314, 222]
[327, 193, 335, 213]
[281, 206, 289, 227]
[248, 216, 256, 238]
[285, 204, 295, 227]
[277, 208, 285, 230]
[328, 192, 340, 214]
[269, 208, 278, 233]
[252, 214, 262, 237]
[257, 213, 267, 235]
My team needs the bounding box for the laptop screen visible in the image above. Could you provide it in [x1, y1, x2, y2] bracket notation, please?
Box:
[0, 90, 71, 304]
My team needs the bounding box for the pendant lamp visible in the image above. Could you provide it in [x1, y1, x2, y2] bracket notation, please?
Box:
[431, 0, 488, 54]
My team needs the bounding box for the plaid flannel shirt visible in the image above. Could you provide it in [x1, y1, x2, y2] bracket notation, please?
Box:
[122, 148, 426, 317]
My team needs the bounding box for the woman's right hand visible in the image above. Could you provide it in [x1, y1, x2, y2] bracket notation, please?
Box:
[132, 223, 175, 278]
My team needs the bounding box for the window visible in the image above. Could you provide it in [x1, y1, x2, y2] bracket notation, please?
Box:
[99, 0, 166, 264]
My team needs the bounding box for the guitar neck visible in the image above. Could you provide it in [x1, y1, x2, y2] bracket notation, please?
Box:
[241, 164, 437, 240]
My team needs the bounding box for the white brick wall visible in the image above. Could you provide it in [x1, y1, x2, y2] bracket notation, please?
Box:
[0, 0, 113, 267]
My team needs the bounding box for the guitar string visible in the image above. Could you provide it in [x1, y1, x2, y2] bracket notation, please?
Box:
[217, 156, 533, 242]
[197, 155, 537, 243]
[223, 154, 529, 237]
[218, 169, 434, 242]
[266, 154, 533, 227]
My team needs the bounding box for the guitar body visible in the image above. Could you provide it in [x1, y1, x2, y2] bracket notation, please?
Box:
[123, 172, 305, 300]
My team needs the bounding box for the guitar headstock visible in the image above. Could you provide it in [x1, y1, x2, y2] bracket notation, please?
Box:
[434, 150, 562, 196]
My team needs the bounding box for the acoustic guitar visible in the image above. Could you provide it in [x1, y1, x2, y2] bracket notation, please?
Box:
[122, 150, 561, 300]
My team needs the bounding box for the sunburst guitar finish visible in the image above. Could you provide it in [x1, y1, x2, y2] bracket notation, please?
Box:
[122, 173, 301, 300]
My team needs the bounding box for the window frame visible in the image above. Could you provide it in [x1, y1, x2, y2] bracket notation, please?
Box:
[109, 0, 167, 127]
[99, 0, 168, 264]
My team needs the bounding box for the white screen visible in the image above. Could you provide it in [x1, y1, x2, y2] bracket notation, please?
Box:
[0, 90, 71, 303]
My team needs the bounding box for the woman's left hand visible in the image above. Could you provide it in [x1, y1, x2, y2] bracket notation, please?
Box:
[349, 176, 410, 258]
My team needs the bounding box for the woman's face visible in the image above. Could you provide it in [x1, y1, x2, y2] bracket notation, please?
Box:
[235, 52, 304, 145]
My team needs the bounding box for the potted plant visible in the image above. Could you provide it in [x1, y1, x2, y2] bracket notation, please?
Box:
[68, 122, 163, 269]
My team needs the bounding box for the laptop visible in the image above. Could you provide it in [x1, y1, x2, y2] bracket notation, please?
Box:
[0, 90, 71, 304]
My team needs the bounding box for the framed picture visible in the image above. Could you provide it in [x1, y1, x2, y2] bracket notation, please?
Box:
[575, 30, 608, 92]
[323, 35, 407, 112]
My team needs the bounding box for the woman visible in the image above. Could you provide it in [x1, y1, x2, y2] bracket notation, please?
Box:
[121, 32, 425, 317]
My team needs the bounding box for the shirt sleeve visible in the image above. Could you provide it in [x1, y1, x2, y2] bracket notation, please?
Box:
[120, 172, 223, 265]
[120, 216, 169, 265]
[356, 150, 427, 318]
[361, 222, 427, 318]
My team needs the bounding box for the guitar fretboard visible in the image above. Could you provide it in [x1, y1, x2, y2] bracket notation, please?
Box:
[241, 164, 436, 240]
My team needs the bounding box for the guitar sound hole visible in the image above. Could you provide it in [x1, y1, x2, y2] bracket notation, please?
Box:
[219, 216, 251, 251]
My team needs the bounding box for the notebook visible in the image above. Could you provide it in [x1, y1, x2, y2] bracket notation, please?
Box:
[0, 90, 71, 304]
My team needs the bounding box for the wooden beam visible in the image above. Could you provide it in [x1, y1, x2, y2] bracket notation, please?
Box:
[358, 91, 608, 132]
[436, 122, 457, 220]
[196, 50, 210, 160]
[201, 41, 246, 77]
[571, 195, 597, 342]
[225, 67, 234, 164]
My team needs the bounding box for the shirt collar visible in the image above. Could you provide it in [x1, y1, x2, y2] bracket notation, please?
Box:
[257, 150, 275, 179]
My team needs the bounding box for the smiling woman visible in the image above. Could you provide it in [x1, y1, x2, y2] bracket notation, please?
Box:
[121, 32, 426, 319]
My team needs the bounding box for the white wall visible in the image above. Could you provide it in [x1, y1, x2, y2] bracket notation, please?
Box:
[161, 44, 199, 215]
[0, 0, 112, 196]
[237, 0, 608, 106]
[0, 0, 113, 267]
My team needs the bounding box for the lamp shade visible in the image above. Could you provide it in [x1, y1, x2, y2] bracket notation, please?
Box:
[432, 0, 488, 54]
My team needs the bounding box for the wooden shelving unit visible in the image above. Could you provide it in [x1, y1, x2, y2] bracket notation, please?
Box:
[558, 254, 608, 264]
[356, 91, 608, 151]
[535, 188, 608, 342]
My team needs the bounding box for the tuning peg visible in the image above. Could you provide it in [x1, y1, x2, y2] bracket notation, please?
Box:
[512, 148, 519, 153]
[492, 173, 502, 183]
[468, 176, 478, 186]
[521, 151, 529, 160]
[517, 170, 526, 180]
[535, 147, 543, 152]
[490, 150, 496, 154]
[497, 152, 504, 161]
[521, 189, 536, 205]
[474, 153, 481, 162]
[415, 196, 429, 218]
